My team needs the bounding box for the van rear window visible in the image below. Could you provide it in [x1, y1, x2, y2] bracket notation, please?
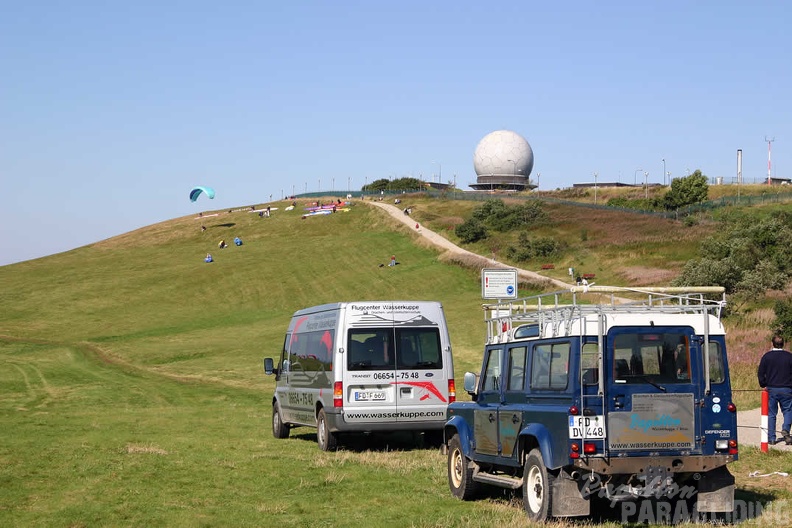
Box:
[347, 328, 442, 370]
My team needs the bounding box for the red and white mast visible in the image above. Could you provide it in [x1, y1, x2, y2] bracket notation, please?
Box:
[766, 136, 775, 184]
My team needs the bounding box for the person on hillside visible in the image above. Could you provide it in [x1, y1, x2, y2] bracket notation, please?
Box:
[205, 253, 213, 263]
[389, 255, 396, 267]
[218, 239, 227, 249]
[757, 334, 792, 445]
[234, 236, 243, 246]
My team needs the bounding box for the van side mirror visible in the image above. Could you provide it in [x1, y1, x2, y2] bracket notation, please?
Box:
[264, 357, 276, 376]
[463, 371, 478, 396]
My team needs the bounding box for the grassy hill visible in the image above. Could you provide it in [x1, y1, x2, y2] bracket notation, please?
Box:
[1, 193, 790, 526]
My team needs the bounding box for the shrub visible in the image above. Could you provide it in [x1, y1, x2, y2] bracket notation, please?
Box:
[455, 218, 487, 243]
[505, 232, 563, 262]
[470, 199, 548, 232]
[772, 298, 792, 342]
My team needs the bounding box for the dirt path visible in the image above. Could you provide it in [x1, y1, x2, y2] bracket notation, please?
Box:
[366, 200, 572, 289]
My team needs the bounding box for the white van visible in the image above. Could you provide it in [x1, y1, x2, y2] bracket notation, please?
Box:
[264, 301, 456, 450]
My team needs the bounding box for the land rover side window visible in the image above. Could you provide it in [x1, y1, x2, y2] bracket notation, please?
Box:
[347, 329, 395, 370]
[708, 341, 725, 383]
[395, 328, 442, 369]
[612, 332, 690, 383]
[481, 348, 501, 392]
[507, 346, 527, 391]
[531, 342, 570, 390]
[581, 342, 599, 385]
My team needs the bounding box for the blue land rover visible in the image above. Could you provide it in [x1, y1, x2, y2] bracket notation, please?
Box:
[445, 286, 737, 522]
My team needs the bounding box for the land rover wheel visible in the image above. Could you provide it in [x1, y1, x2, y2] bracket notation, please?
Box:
[448, 434, 478, 500]
[523, 448, 554, 522]
[272, 401, 290, 439]
[317, 408, 337, 451]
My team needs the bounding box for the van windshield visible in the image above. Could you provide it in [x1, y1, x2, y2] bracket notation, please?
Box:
[612, 332, 691, 384]
[347, 328, 442, 370]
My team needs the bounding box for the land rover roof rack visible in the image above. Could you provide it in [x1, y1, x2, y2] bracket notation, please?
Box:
[482, 285, 726, 344]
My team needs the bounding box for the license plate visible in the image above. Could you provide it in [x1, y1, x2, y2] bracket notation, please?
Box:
[568, 415, 606, 438]
[354, 391, 386, 402]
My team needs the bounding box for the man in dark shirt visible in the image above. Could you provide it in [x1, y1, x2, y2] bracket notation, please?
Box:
[757, 334, 792, 445]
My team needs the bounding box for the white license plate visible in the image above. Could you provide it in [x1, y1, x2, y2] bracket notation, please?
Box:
[354, 391, 386, 402]
[568, 415, 606, 438]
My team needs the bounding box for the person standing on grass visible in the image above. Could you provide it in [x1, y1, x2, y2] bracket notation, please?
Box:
[757, 334, 792, 445]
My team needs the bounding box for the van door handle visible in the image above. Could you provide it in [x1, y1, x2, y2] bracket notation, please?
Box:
[613, 394, 625, 409]
[488, 413, 496, 423]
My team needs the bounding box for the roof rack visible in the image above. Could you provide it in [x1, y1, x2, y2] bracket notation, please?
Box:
[482, 286, 726, 344]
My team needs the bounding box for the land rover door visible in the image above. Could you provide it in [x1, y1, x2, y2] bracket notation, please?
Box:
[606, 328, 701, 454]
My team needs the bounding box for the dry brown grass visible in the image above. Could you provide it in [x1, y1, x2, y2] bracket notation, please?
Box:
[616, 266, 677, 286]
[125, 443, 168, 455]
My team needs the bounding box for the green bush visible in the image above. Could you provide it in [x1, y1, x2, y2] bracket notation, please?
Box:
[470, 199, 548, 232]
[773, 298, 792, 342]
[455, 218, 488, 243]
[505, 232, 563, 262]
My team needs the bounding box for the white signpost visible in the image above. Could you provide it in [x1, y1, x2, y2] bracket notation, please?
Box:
[481, 268, 518, 300]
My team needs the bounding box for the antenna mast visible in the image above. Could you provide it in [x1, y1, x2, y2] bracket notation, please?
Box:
[766, 136, 775, 184]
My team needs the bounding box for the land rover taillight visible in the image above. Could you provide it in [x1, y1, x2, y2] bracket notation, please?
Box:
[448, 379, 456, 403]
[333, 382, 343, 408]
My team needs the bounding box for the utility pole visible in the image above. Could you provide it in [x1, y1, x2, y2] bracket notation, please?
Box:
[766, 136, 775, 184]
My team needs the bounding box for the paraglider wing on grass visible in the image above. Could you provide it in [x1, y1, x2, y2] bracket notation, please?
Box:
[190, 186, 216, 202]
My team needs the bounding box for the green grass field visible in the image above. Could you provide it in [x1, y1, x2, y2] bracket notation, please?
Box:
[1, 194, 791, 527]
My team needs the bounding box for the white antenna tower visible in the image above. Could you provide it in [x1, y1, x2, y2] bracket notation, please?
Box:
[765, 136, 775, 184]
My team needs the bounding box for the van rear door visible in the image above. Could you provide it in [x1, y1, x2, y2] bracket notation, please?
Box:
[394, 326, 448, 424]
[605, 327, 701, 454]
[344, 327, 397, 424]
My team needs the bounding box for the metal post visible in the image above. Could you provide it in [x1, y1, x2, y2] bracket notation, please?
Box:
[594, 172, 598, 204]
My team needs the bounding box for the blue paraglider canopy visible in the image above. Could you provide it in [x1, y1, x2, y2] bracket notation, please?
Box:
[190, 186, 216, 202]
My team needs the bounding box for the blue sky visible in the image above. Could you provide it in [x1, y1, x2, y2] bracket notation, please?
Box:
[1, 1, 790, 266]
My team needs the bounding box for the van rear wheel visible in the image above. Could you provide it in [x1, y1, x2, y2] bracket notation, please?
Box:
[272, 401, 290, 439]
[448, 433, 478, 500]
[523, 448, 554, 522]
[317, 408, 337, 451]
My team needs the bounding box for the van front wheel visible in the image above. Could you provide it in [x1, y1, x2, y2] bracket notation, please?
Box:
[317, 409, 337, 451]
[272, 401, 290, 439]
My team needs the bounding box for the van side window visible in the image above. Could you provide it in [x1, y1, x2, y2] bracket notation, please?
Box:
[288, 328, 334, 372]
[481, 348, 501, 392]
[708, 341, 725, 383]
[507, 346, 527, 391]
[531, 342, 570, 390]
[280, 333, 291, 375]
[581, 343, 599, 385]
